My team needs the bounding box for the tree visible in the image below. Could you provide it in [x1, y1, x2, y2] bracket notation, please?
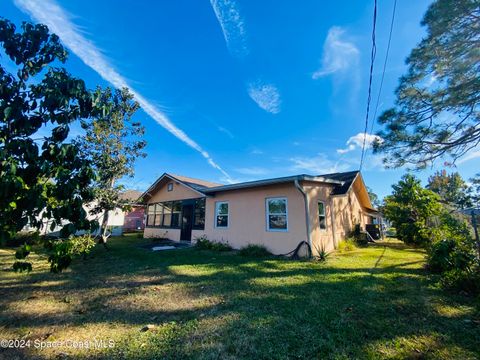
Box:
[426, 170, 471, 209]
[77, 87, 146, 245]
[383, 174, 443, 246]
[0, 18, 95, 243]
[373, 0, 480, 169]
[366, 186, 381, 208]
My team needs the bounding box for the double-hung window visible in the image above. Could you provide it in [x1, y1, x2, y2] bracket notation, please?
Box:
[266, 198, 288, 231]
[215, 202, 229, 228]
[318, 201, 326, 230]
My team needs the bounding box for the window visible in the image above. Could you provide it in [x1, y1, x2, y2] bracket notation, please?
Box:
[215, 202, 229, 228]
[167, 183, 173, 191]
[318, 201, 326, 230]
[154, 203, 163, 226]
[194, 198, 206, 228]
[146, 198, 205, 229]
[147, 204, 156, 226]
[266, 198, 288, 231]
[171, 201, 182, 227]
[162, 202, 172, 227]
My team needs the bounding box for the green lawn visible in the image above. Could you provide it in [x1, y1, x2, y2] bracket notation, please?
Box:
[0, 236, 479, 359]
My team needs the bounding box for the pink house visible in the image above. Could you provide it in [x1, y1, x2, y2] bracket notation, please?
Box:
[140, 171, 379, 255]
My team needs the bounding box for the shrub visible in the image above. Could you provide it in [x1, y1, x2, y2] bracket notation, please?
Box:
[194, 236, 232, 252]
[238, 244, 272, 257]
[440, 267, 480, 295]
[48, 235, 96, 273]
[5, 231, 40, 247]
[338, 238, 357, 253]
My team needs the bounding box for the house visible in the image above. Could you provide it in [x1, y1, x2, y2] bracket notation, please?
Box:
[119, 190, 145, 232]
[26, 190, 145, 237]
[140, 171, 379, 255]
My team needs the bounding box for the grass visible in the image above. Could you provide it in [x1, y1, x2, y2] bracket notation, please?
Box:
[0, 236, 479, 359]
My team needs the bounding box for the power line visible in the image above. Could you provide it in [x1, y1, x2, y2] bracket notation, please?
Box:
[370, 0, 397, 136]
[359, 0, 378, 171]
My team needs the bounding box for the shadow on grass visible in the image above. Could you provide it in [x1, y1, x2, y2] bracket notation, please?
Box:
[0, 238, 479, 359]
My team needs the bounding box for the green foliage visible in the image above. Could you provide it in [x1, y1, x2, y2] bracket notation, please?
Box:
[14, 243, 31, 260]
[48, 234, 95, 273]
[0, 18, 96, 243]
[194, 236, 232, 252]
[383, 174, 443, 246]
[77, 86, 145, 243]
[316, 248, 329, 262]
[338, 238, 357, 253]
[427, 170, 471, 209]
[366, 186, 381, 208]
[373, 0, 480, 168]
[440, 268, 480, 295]
[4, 231, 40, 247]
[12, 261, 32, 273]
[238, 244, 272, 257]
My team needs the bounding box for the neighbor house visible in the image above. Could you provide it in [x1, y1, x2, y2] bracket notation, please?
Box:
[140, 171, 379, 255]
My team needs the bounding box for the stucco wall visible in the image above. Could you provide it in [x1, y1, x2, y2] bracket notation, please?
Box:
[144, 227, 181, 240]
[149, 180, 202, 202]
[303, 181, 336, 254]
[332, 186, 369, 242]
[201, 183, 307, 255]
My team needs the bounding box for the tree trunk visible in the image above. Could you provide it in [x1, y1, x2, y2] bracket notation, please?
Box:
[99, 209, 110, 249]
[98, 177, 116, 249]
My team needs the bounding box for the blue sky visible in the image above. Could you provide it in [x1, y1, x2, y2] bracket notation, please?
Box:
[3, 0, 479, 199]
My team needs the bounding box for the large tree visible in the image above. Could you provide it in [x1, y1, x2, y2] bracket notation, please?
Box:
[0, 18, 95, 242]
[77, 87, 146, 245]
[373, 0, 480, 168]
[426, 170, 471, 209]
[383, 174, 443, 246]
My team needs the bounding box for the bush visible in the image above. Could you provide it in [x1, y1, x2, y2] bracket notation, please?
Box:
[48, 234, 96, 273]
[5, 231, 40, 247]
[338, 238, 357, 253]
[238, 244, 272, 257]
[440, 267, 480, 295]
[194, 236, 232, 252]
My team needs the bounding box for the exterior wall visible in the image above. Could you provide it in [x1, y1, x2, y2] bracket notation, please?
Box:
[144, 227, 181, 240]
[332, 187, 369, 242]
[149, 180, 202, 202]
[124, 206, 145, 231]
[303, 181, 336, 254]
[200, 183, 307, 255]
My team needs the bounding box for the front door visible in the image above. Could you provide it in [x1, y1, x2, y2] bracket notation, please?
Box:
[180, 204, 194, 241]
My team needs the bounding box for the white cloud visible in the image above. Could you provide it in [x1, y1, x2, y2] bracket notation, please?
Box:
[15, 0, 231, 181]
[337, 132, 382, 154]
[235, 167, 269, 176]
[250, 148, 264, 155]
[457, 149, 480, 165]
[210, 0, 248, 58]
[289, 153, 351, 174]
[247, 80, 281, 114]
[217, 126, 234, 139]
[312, 26, 359, 79]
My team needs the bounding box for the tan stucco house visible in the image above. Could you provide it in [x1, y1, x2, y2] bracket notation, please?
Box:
[140, 171, 379, 255]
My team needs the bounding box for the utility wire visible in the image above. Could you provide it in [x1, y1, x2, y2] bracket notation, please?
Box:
[359, 0, 378, 171]
[369, 0, 397, 136]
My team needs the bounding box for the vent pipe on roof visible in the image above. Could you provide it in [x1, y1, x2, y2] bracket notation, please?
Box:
[294, 179, 312, 254]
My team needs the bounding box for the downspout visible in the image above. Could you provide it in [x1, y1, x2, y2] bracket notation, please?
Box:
[294, 179, 312, 253]
[330, 194, 337, 249]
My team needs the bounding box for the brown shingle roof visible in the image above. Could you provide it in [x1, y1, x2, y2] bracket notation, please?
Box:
[169, 174, 223, 190]
[119, 190, 143, 202]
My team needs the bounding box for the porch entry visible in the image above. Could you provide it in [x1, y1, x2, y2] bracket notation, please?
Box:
[180, 201, 194, 241]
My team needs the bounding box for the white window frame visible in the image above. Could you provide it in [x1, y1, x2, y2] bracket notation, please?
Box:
[167, 183, 173, 191]
[318, 201, 327, 231]
[266, 197, 288, 232]
[214, 201, 229, 229]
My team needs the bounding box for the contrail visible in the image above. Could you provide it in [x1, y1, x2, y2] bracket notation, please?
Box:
[14, 0, 231, 181]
